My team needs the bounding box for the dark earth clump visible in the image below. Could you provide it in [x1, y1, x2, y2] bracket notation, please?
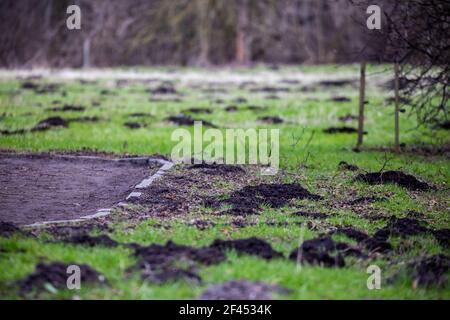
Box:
[49, 105, 85, 112]
[323, 127, 360, 134]
[250, 86, 290, 93]
[332, 227, 392, 253]
[258, 116, 284, 124]
[187, 162, 245, 175]
[330, 96, 351, 102]
[131, 241, 225, 284]
[292, 211, 328, 219]
[17, 262, 107, 294]
[431, 229, 450, 248]
[199, 280, 292, 300]
[129, 112, 153, 118]
[289, 237, 362, 268]
[234, 97, 247, 103]
[165, 114, 216, 127]
[33, 116, 68, 132]
[185, 107, 213, 114]
[207, 183, 321, 215]
[338, 161, 359, 171]
[150, 84, 177, 95]
[247, 105, 267, 111]
[1, 116, 71, 135]
[21, 82, 59, 94]
[124, 122, 143, 129]
[225, 105, 238, 112]
[210, 237, 283, 260]
[374, 217, 428, 239]
[0, 221, 28, 238]
[355, 171, 431, 191]
[409, 254, 449, 287]
[133, 241, 226, 268]
[63, 234, 118, 247]
[319, 79, 354, 87]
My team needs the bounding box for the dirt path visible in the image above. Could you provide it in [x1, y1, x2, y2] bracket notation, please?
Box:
[0, 153, 155, 225]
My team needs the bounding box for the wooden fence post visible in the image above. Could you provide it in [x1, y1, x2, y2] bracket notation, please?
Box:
[394, 63, 400, 152]
[357, 62, 366, 149]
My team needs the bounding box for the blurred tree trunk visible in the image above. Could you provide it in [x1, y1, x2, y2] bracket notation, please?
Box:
[235, 0, 250, 65]
[196, 0, 211, 66]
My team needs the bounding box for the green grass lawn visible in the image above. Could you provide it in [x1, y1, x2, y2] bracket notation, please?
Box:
[0, 65, 449, 299]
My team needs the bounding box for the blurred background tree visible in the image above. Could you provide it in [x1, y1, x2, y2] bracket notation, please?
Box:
[0, 0, 386, 67]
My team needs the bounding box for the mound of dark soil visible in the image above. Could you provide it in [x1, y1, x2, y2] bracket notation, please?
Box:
[319, 79, 354, 87]
[247, 105, 267, 111]
[33, 116, 68, 132]
[410, 254, 449, 287]
[338, 161, 359, 171]
[0, 221, 27, 238]
[49, 105, 85, 112]
[356, 171, 431, 191]
[209, 183, 321, 215]
[133, 241, 226, 268]
[225, 105, 238, 112]
[374, 217, 428, 240]
[185, 107, 213, 114]
[332, 227, 392, 253]
[22, 82, 59, 94]
[187, 163, 245, 175]
[17, 262, 107, 293]
[330, 96, 351, 103]
[289, 237, 359, 268]
[165, 114, 216, 127]
[1, 116, 69, 135]
[258, 116, 284, 124]
[292, 211, 328, 219]
[150, 85, 177, 95]
[234, 97, 247, 103]
[250, 86, 290, 93]
[129, 112, 153, 118]
[199, 280, 291, 300]
[323, 127, 360, 134]
[63, 234, 118, 247]
[431, 229, 450, 248]
[210, 237, 283, 260]
[124, 122, 143, 129]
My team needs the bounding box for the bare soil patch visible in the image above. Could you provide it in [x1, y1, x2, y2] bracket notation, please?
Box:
[17, 262, 107, 294]
[199, 280, 291, 300]
[289, 236, 364, 268]
[0, 153, 156, 225]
